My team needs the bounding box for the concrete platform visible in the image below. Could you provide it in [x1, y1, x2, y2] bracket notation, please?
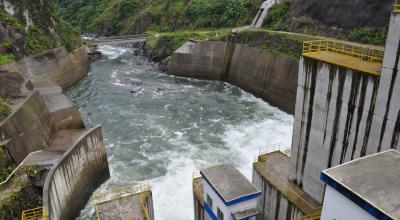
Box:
[96, 193, 145, 220]
[47, 129, 86, 152]
[93, 184, 153, 220]
[254, 151, 321, 215]
[303, 51, 382, 75]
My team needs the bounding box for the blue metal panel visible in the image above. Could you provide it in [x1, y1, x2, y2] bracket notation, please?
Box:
[320, 172, 393, 220]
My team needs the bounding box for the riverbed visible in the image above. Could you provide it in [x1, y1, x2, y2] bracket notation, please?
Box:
[68, 45, 293, 220]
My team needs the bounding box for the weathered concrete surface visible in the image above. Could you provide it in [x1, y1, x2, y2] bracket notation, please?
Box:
[253, 151, 320, 220]
[0, 92, 56, 163]
[290, 57, 381, 202]
[36, 84, 84, 131]
[168, 41, 227, 80]
[193, 177, 205, 220]
[2, 46, 90, 89]
[168, 41, 298, 114]
[43, 125, 110, 220]
[229, 44, 298, 113]
[289, 12, 400, 204]
[0, 68, 29, 99]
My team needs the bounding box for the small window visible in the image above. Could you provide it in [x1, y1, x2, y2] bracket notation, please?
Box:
[217, 207, 224, 220]
[206, 194, 213, 208]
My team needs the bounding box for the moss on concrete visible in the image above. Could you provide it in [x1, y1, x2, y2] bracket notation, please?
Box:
[0, 98, 12, 120]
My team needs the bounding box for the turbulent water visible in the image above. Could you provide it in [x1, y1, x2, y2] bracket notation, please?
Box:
[69, 46, 294, 220]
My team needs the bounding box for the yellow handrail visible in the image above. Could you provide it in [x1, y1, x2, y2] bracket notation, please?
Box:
[395, 0, 400, 12]
[302, 40, 384, 64]
[291, 208, 322, 220]
[21, 207, 48, 220]
[93, 183, 151, 220]
[140, 192, 151, 220]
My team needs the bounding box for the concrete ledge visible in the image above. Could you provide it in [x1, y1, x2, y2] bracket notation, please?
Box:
[43, 125, 110, 220]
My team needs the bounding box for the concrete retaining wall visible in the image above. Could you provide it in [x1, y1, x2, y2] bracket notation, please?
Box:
[168, 41, 298, 114]
[289, 58, 381, 202]
[0, 92, 55, 163]
[43, 125, 110, 220]
[253, 169, 303, 220]
[3, 46, 90, 89]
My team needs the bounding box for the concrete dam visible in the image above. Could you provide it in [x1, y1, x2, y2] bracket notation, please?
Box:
[2, 1, 400, 219]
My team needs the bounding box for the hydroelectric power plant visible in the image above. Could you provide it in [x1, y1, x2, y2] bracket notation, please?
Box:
[0, 0, 399, 220]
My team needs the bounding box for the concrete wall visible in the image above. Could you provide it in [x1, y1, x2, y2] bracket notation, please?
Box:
[289, 58, 381, 202]
[289, 12, 400, 204]
[43, 125, 110, 220]
[194, 197, 205, 220]
[168, 41, 298, 114]
[253, 169, 303, 220]
[3, 46, 90, 89]
[0, 92, 56, 163]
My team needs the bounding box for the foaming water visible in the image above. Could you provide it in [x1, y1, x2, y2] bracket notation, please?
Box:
[69, 46, 293, 220]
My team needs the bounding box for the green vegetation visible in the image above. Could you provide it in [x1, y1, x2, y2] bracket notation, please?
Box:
[56, 19, 83, 52]
[55, 0, 263, 34]
[0, 55, 15, 65]
[0, 10, 21, 28]
[0, 164, 16, 183]
[263, 2, 291, 30]
[147, 29, 231, 51]
[349, 27, 387, 46]
[26, 25, 54, 54]
[233, 29, 318, 59]
[0, 98, 12, 119]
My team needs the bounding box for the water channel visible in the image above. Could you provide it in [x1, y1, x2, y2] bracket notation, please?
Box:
[69, 45, 294, 220]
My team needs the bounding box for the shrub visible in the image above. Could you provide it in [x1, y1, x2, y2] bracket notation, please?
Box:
[0, 97, 12, 119]
[263, 2, 291, 29]
[26, 24, 53, 54]
[349, 27, 387, 46]
[55, 19, 82, 52]
[219, 0, 246, 23]
[0, 55, 15, 65]
[185, 0, 212, 19]
[119, 0, 138, 16]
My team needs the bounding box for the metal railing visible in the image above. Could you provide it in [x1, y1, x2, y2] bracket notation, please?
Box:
[21, 207, 48, 220]
[395, 0, 400, 12]
[303, 40, 384, 64]
[255, 143, 291, 162]
[140, 192, 151, 220]
[292, 209, 322, 220]
[93, 183, 150, 220]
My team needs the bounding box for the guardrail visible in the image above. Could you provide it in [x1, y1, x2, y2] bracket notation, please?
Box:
[255, 143, 291, 162]
[1, 150, 43, 186]
[291, 208, 322, 220]
[21, 207, 48, 220]
[302, 40, 384, 64]
[93, 183, 150, 205]
[140, 192, 151, 220]
[395, 0, 400, 12]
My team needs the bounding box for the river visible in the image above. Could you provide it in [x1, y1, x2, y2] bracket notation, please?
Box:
[68, 45, 293, 220]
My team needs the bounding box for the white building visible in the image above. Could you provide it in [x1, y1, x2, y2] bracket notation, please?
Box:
[320, 150, 400, 220]
[200, 164, 261, 220]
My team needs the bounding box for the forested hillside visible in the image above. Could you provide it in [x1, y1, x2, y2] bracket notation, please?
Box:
[0, 0, 82, 64]
[54, 0, 263, 35]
